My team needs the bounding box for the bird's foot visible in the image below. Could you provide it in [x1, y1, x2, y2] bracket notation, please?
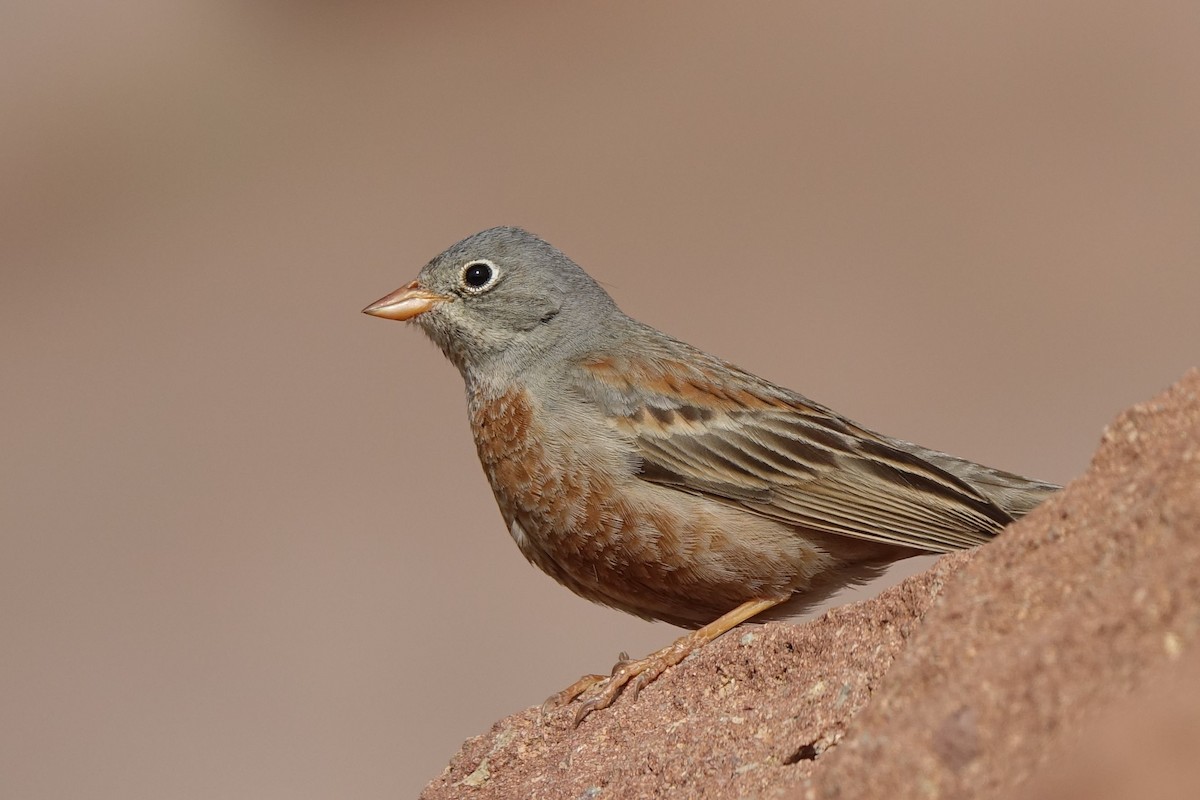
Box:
[575, 637, 699, 725]
[542, 637, 699, 726]
[542, 598, 785, 726]
[541, 672, 608, 715]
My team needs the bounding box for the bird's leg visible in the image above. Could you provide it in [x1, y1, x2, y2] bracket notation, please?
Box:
[546, 597, 785, 726]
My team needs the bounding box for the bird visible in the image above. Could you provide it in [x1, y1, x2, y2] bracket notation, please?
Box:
[362, 226, 1059, 724]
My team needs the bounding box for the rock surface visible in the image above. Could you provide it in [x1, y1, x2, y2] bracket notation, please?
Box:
[420, 371, 1200, 799]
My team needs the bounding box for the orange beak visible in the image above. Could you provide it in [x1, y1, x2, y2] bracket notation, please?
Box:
[361, 281, 450, 321]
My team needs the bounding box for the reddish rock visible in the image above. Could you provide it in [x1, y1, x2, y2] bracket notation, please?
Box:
[420, 370, 1200, 800]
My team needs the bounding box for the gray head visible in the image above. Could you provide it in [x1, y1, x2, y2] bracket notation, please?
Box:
[363, 227, 622, 381]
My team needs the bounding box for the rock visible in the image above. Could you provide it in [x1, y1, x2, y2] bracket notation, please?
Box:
[420, 370, 1200, 799]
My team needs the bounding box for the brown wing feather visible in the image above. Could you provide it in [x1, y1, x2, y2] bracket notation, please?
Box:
[574, 340, 1048, 553]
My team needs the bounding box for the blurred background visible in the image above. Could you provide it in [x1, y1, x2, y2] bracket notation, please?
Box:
[3, 2, 1198, 798]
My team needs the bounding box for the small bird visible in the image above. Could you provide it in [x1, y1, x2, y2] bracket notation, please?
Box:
[363, 227, 1058, 723]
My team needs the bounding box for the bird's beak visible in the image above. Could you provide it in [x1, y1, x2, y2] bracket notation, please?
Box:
[361, 281, 450, 321]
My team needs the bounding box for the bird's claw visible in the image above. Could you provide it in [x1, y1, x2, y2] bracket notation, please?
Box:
[541, 673, 607, 715]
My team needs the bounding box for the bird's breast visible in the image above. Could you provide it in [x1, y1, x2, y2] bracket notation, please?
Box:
[467, 385, 636, 566]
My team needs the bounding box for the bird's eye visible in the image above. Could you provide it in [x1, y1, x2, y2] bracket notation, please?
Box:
[461, 260, 497, 291]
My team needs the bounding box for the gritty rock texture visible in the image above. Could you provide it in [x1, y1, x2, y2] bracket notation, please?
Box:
[420, 370, 1200, 800]
[1019, 643, 1200, 800]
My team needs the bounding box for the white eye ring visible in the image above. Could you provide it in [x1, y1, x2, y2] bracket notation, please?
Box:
[460, 259, 499, 293]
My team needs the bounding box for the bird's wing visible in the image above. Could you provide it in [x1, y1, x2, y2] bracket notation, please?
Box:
[575, 348, 1014, 553]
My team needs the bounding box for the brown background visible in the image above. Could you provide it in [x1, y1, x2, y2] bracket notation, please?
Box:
[3, 2, 1198, 798]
